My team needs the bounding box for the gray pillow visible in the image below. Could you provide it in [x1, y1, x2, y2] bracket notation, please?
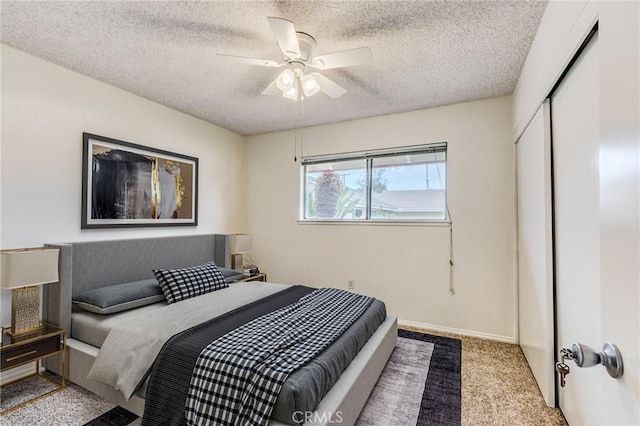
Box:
[218, 267, 244, 283]
[73, 279, 165, 314]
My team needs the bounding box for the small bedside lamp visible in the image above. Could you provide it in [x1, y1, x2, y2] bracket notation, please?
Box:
[229, 234, 252, 272]
[1, 247, 59, 336]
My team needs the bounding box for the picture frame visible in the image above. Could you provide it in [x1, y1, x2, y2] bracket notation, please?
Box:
[82, 133, 198, 228]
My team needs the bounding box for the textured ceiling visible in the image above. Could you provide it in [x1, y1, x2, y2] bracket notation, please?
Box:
[0, 1, 547, 136]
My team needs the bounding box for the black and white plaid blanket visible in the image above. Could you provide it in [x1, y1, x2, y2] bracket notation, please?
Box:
[184, 288, 374, 426]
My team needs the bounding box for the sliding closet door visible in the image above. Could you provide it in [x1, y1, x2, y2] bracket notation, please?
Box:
[550, 15, 638, 422]
[516, 100, 554, 406]
[552, 33, 601, 425]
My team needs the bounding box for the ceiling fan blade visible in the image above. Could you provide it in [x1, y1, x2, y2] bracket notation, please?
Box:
[216, 54, 280, 67]
[311, 47, 373, 70]
[267, 17, 301, 58]
[311, 73, 347, 98]
[261, 79, 281, 96]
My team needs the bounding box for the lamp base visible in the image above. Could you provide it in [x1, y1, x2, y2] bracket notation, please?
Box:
[5, 326, 44, 337]
[231, 253, 245, 272]
[10, 287, 43, 336]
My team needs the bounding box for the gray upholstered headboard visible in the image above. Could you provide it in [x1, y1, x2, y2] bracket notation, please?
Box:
[43, 234, 216, 334]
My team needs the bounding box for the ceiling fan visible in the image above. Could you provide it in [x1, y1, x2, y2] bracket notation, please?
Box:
[216, 17, 373, 101]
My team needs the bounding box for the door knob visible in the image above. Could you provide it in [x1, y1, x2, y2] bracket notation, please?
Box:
[562, 342, 624, 378]
[572, 343, 601, 368]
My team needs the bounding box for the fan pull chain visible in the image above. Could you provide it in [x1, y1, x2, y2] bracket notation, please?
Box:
[293, 97, 306, 162]
[299, 99, 305, 159]
[293, 99, 299, 162]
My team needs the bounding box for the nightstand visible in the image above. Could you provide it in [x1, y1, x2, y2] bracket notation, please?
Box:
[0, 322, 66, 415]
[235, 272, 267, 282]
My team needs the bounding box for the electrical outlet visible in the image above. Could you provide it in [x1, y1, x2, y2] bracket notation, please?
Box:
[347, 279, 354, 290]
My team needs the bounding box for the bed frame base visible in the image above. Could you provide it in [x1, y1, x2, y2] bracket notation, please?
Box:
[61, 315, 396, 424]
[65, 339, 146, 416]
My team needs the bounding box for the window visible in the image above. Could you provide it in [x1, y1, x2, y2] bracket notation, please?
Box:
[301, 143, 447, 221]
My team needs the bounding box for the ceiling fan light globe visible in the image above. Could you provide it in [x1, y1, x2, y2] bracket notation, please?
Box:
[276, 69, 295, 91]
[282, 83, 298, 100]
[302, 74, 320, 97]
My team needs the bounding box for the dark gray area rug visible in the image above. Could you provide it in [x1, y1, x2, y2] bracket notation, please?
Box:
[356, 330, 461, 425]
[399, 329, 462, 426]
[356, 334, 436, 425]
[83, 407, 138, 426]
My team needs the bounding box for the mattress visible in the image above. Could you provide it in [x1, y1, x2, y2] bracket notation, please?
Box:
[72, 302, 168, 348]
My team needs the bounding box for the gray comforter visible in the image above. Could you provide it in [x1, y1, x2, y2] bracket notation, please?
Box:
[142, 286, 386, 425]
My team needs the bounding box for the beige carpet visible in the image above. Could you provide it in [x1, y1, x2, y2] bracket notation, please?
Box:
[399, 325, 566, 426]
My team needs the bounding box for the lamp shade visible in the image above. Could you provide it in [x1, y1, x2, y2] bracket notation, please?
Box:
[276, 69, 295, 91]
[1, 247, 59, 289]
[229, 234, 252, 254]
[282, 81, 299, 101]
[301, 74, 320, 97]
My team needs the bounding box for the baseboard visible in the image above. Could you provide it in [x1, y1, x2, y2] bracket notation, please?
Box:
[398, 319, 516, 344]
[0, 363, 37, 385]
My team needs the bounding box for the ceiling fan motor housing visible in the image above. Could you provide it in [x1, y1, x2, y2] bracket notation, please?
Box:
[293, 32, 316, 62]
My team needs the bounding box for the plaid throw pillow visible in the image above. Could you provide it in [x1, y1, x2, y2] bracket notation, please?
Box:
[153, 261, 228, 304]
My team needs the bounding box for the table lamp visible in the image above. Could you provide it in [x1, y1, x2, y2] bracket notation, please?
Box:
[1, 247, 59, 336]
[229, 234, 252, 272]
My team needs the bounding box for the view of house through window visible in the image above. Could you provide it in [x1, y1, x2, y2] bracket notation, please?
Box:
[302, 143, 447, 221]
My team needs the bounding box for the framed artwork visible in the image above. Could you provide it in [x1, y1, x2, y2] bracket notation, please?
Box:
[82, 133, 198, 228]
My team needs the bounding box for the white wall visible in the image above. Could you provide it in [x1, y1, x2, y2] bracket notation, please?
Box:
[246, 96, 517, 341]
[0, 45, 247, 324]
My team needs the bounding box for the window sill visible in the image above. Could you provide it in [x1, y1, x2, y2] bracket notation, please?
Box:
[296, 219, 451, 227]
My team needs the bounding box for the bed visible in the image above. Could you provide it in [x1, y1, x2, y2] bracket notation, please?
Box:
[42, 234, 397, 425]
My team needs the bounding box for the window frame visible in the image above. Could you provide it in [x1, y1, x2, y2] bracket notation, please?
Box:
[299, 142, 448, 224]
